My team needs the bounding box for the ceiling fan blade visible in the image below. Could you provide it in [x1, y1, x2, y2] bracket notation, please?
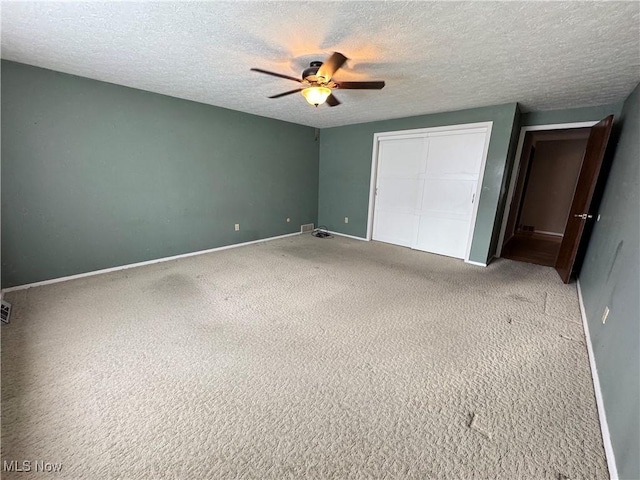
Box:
[326, 94, 341, 107]
[268, 89, 303, 99]
[250, 68, 301, 83]
[317, 52, 348, 81]
[335, 81, 385, 90]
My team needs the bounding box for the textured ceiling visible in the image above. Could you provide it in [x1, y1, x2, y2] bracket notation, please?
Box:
[2, 1, 639, 128]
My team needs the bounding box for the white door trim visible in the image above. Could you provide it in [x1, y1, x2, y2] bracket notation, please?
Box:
[495, 121, 598, 257]
[367, 121, 493, 263]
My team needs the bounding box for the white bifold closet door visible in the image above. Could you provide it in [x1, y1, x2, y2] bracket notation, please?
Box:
[372, 136, 428, 247]
[373, 127, 489, 259]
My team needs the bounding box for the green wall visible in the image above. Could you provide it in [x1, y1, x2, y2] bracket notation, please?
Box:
[1, 61, 319, 288]
[318, 103, 519, 264]
[578, 84, 639, 480]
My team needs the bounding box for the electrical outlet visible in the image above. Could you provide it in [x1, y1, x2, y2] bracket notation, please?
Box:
[344, 217, 349, 224]
[286, 217, 290, 223]
[234, 223, 240, 231]
[602, 306, 610, 324]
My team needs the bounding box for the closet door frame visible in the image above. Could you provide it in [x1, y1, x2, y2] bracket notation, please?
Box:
[366, 121, 493, 263]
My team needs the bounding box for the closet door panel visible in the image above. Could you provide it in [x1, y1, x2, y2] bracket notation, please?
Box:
[413, 129, 488, 259]
[372, 137, 427, 248]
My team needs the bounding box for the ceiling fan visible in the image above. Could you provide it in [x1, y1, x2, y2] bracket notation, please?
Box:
[250, 52, 385, 107]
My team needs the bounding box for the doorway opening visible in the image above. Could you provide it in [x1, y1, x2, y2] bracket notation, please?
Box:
[499, 115, 615, 283]
[501, 128, 591, 267]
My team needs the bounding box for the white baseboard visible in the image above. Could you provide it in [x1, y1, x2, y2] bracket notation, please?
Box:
[576, 280, 618, 480]
[2, 232, 301, 293]
[327, 231, 368, 241]
[465, 260, 487, 267]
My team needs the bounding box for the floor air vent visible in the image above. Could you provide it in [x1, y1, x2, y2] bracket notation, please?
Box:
[1, 300, 11, 324]
[301, 223, 314, 233]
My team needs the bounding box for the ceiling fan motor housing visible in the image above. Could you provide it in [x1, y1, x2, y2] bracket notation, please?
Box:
[302, 61, 324, 83]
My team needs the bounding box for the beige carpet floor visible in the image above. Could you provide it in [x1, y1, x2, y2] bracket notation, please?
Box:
[1, 234, 607, 479]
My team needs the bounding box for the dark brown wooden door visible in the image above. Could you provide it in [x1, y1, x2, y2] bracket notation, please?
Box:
[555, 115, 614, 283]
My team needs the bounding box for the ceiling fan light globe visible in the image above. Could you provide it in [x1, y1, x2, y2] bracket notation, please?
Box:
[301, 87, 331, 106]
